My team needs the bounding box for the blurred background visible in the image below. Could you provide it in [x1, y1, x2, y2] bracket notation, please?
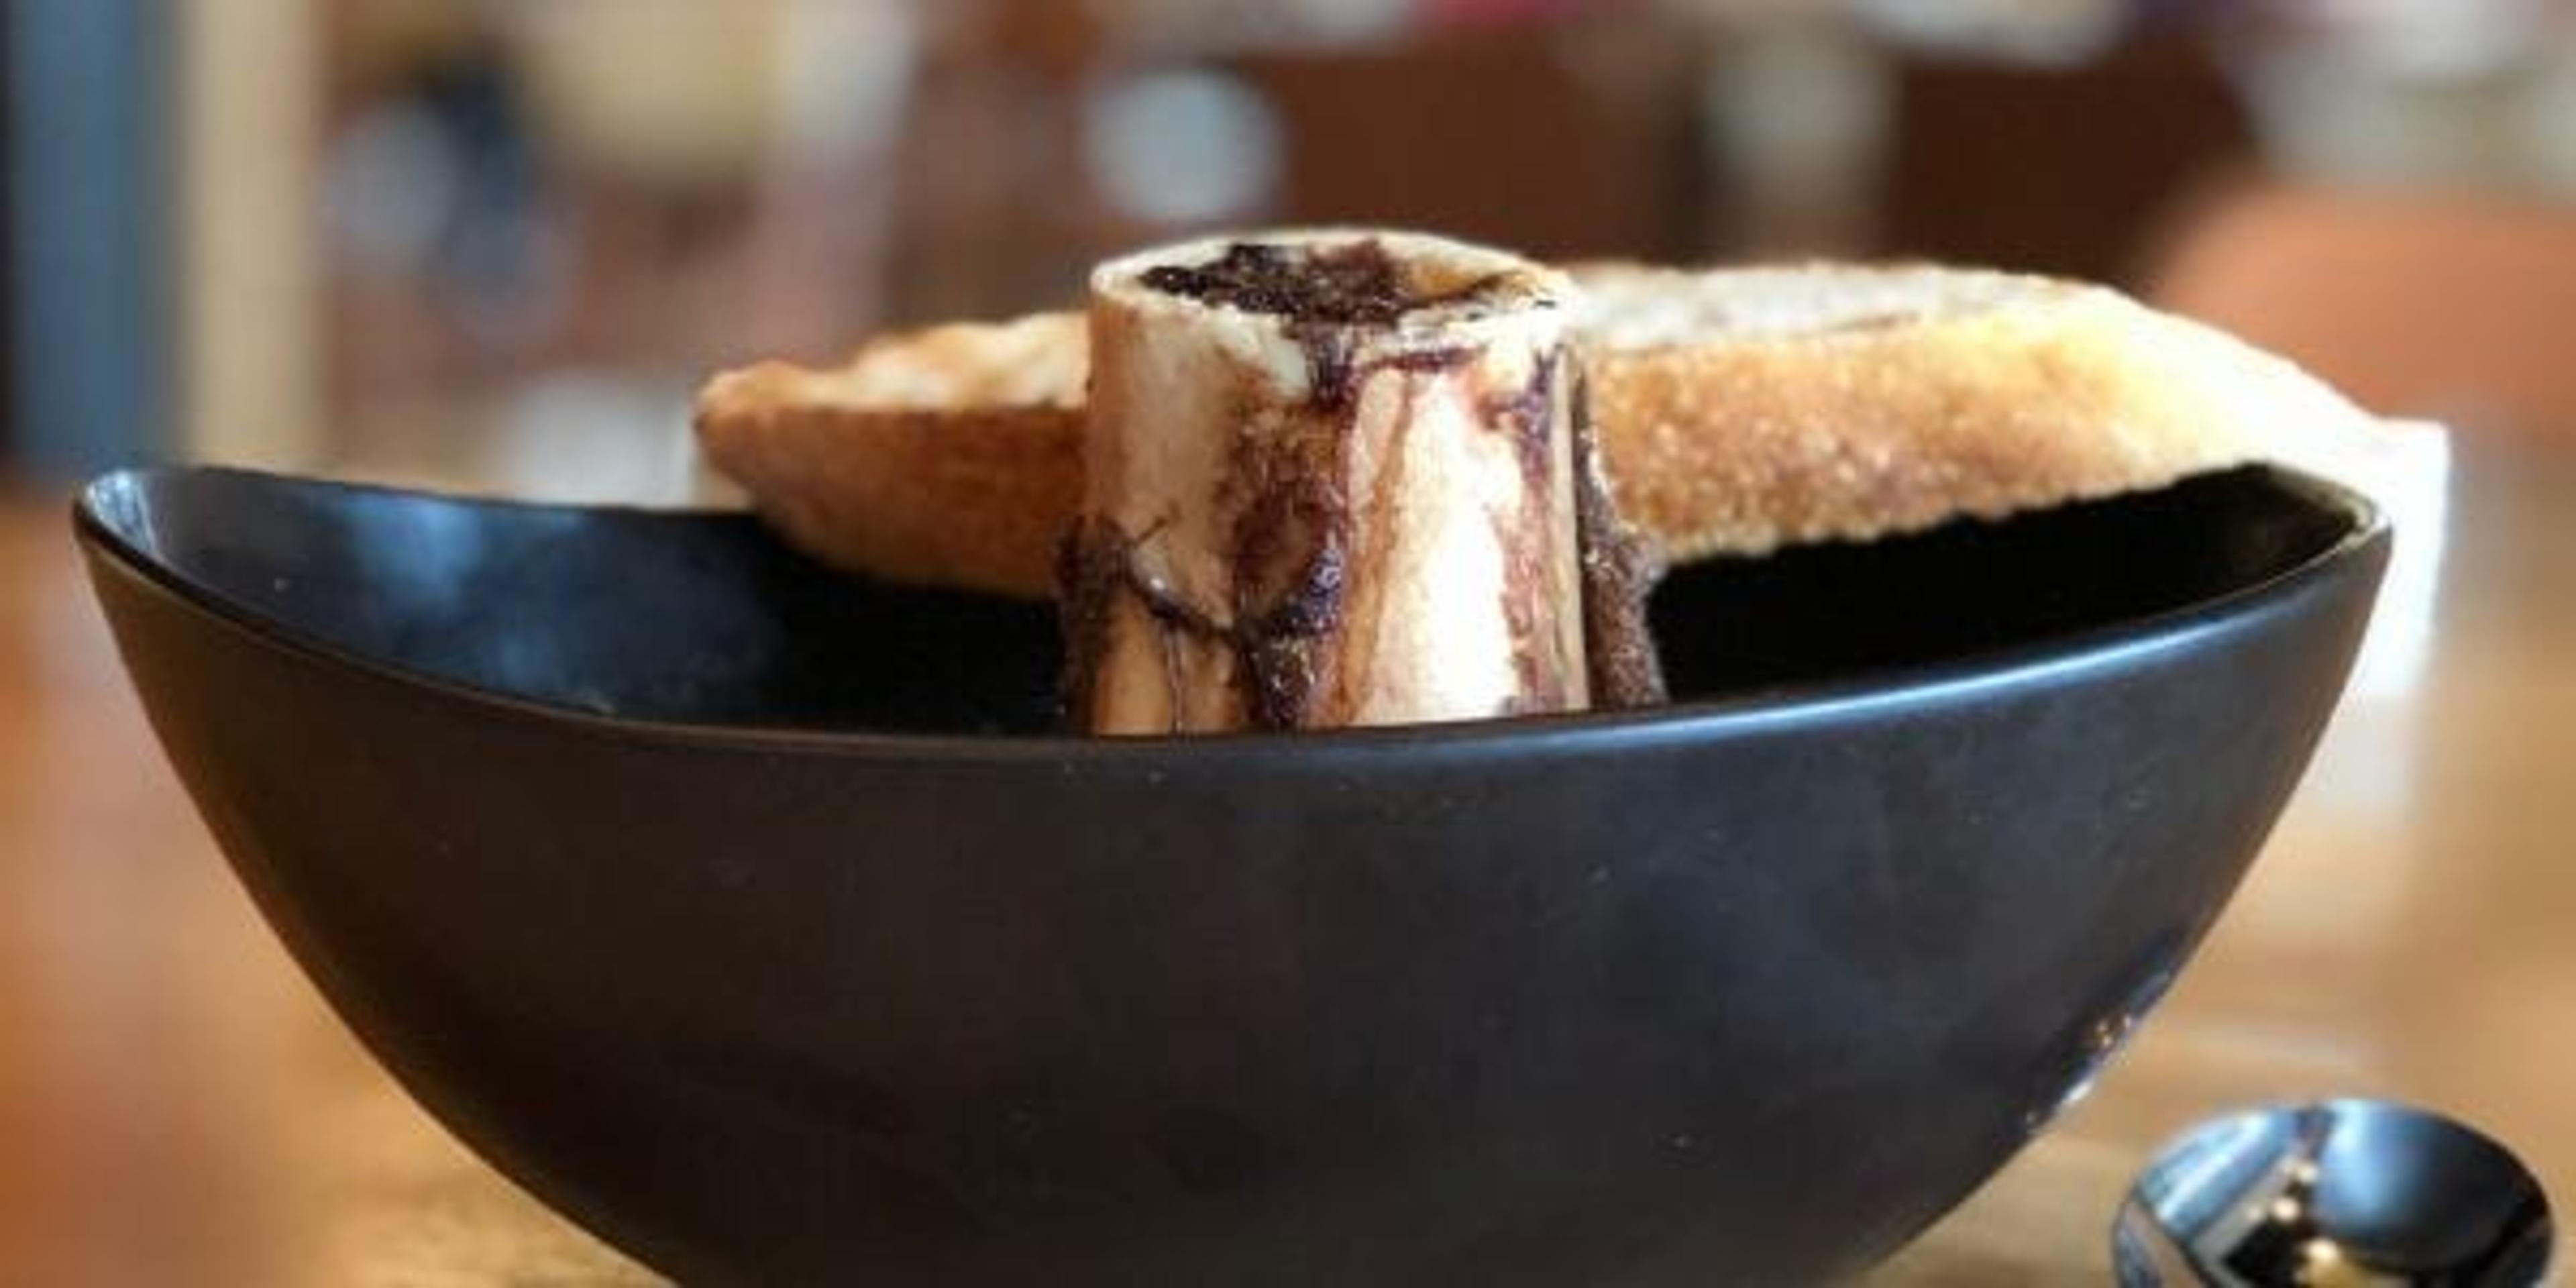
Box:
[7, 0, 2576, 495]
[3, 2, 2576, 1283]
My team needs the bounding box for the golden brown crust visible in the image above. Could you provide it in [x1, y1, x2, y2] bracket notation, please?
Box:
[693, 350, 1084, 598]
[694, 263, 2380, 595]
[1572, 263, 2377, 561]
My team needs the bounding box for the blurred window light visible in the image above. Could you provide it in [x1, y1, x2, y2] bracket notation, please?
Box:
[321, 105, 464, 277]
[2343, 422, 2448, 704]
[2236, 23, 2576, 191]
[1291, 0, 1418, 43]
[1848, 0, 2127, 65]
[489, 372, 702, 506]
[769, 0, 919, 157]
[2524, 51, 2576, 195]
[1702, 25, 1888, 195]
[2290, 0, 2548, 78]
[1093, 0, 1415, 53]
[508, 1, 784, 190]
[438, 197, 570, 354]
[2284, 422, 2447, 829]
[1083, 68, 1284, 225]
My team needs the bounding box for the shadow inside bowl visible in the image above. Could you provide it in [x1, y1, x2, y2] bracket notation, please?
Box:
[78, 464, 2365, 735]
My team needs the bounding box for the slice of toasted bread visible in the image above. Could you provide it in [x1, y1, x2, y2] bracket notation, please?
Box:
[694, 262, 2381, 596]
[1566, 262, 2377, 561]
[694, 312, 1086, 596]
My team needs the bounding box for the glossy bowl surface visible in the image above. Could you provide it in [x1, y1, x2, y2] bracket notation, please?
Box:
[76, 465, 2385, 1285]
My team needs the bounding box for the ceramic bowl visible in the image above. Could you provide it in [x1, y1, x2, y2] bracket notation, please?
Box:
[76, 464, 2384, 1284]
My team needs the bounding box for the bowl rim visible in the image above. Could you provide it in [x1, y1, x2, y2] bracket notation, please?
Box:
[73, 464, 2388, 764]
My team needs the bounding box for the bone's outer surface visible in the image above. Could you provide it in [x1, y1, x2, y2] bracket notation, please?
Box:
[1064, 230, 1587, 734]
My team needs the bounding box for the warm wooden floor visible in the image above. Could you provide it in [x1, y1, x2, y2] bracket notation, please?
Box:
[1, 436, 2568, 1284]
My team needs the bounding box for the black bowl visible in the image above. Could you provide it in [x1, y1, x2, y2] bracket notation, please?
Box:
[76, 465, 2384, 1285]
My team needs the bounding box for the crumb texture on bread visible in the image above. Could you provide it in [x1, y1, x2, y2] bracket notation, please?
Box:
[1574, 263, 2381, 559]
[700, 312, 1087, 416]
[1566, 262, 2061, 347]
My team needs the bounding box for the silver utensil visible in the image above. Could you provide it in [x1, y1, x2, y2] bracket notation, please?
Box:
[2116, 1099, 2552, 1285]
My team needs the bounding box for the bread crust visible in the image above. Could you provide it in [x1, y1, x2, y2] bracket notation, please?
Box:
[693, 319, 1085, 597]
[1580, 266, 2373, 560]
[697, 392, 1083, 598]
[694, 263, 2377, 595]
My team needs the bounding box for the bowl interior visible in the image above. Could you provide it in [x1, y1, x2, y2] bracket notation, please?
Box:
[78, 465, 2365, 735]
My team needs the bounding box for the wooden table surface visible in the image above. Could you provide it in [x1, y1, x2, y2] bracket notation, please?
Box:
[2, 435, 2567, 1285]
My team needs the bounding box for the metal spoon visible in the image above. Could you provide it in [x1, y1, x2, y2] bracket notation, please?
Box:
[2115, 1099, 2553, 1286]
